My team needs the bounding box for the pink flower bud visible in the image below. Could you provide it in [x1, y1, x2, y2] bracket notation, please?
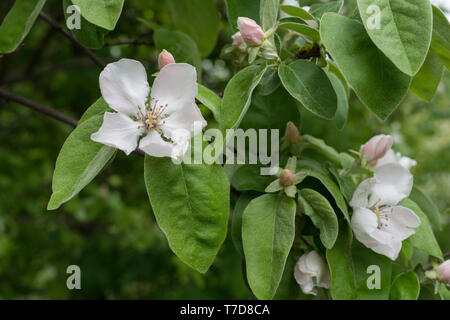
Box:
[232, 32, 245, 48]
[437, 260, 450, 284]
[158, 49, 175, 70]
[361, 134, 393, 166]
[237, 17, 265, 46]
[280, 169, 295, 186]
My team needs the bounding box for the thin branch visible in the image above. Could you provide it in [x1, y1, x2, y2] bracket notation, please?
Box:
[0, 88, 78, 127]
[0, 88, 146, 156]
[38, 12, 105, 69]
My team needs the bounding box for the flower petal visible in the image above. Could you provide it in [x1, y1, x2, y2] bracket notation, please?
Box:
[372, 163, 413, 205]
[150, 63, 198, 114]
[163, 102, 207, 137]
[91, 112, 144, 155]
[350, 178, 376, 209]
[385, 206, 421, 241]
[99, 59, 150, 116]
[351, 207, 379, 246]
[139, 130, 190, 160]
[369, 231, 402, 260]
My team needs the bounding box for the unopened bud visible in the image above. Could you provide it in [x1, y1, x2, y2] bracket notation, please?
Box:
[437, 260, 450, 285]
[158, 49, 175, 70]
[361, 134, 393, 166]
[285, 122, 300, 144]
[237, 17, 265, 46]
[280, 169, 295, 187]
[232, 32, 245, 48]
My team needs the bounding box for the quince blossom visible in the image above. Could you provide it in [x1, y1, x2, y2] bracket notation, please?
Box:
[91, 58, 206, 160]
[294, 251, 331, 295]
[350, 163, 421, 260]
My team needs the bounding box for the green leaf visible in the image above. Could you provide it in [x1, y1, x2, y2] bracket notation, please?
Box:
[280, 5, 315, 21]
[301, 135, 341, 165]
[309, 0, 343, 20]
[431, 6, 450, 70]
[48, 115, 116, 210]
[220, 65, 267, 131]
[231, 165, 274, 193]
[399, 198, 443, 260]
[78, 97, 111, 124]
[297, 159, 350, 222]
[260, 0, 279, 31]
[357, 0, 433, 76]
[298, 188, 338, 249]
[63, 0, 108, 49]
[326, 71, 349, 130]
[256, 68, 281, 96]
[328, 166, 356, 203]
[231, 192, 258, 257]
[242, 193, 296, 300]
[240, 86, 301, 135]
[166, 0, 219, 57]
[278, 21, 320, 42]
[226, 0, 261, 32]
[352, 241, 392, 300]
[279, 60, 337, 119]
[390, 272, 420, 300]
[71, 0, 124, 31]
[153, 28, 202, 78]
[320, 13, 411, 120]
[326, 221, 357, 300]
[326, 61, 350, 97]
[197, 84, 221, 122]
[144, 156, 229, 273]
[410, 49, 444, 101]
[410, 185, 441, 230]
[0, 0, 47, 54]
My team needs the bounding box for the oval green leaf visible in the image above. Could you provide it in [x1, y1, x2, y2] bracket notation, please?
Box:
[144, 156, 229, 273]
[390, 272, 420, 300]
[242, 193, 296, 300]
[320, 13, 411, 120]
[71, 0, 124, 31]
[357, 0, 432, 76]
[279, 60, 337, 119]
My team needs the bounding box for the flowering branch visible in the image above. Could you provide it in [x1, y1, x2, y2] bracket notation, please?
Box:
[38, 12, 105, 69]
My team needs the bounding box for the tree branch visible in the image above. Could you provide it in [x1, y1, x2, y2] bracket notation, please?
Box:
[0, 88, 78, 127]
[38, 12, 105, 69]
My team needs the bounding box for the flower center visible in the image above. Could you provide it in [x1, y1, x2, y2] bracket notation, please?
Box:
[369, 200, 392, 229]
[137, 98, 168, 134]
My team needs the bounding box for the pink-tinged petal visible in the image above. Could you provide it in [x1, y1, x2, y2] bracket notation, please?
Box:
[158, 49, 175, 70]
[372, 163, 413, 205]
[361, 134, 393, 165]
[237, 17, 265, 46]
[139, 130, 190, 160]
[437, 260, 450, 284]
[151, 63, 197, 114]
[163, 102, 206, 138]
[385, 206, 421, 241]
[91, 112, 144, 155]
[369, 231, 402, 260]
[350, 178, 376, 209]
[99, 59, 150, 116]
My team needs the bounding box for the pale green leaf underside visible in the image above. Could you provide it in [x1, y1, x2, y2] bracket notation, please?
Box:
[390, 272, 420, 300]
[410, 48, 444, 102]
[197, 84, 221, 122]
[357, 0, 432, 76]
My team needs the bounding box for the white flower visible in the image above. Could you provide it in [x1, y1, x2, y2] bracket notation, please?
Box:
[350, 163, 421, 260]
[91, 59, 206, 160]
[376, 149, 417, 170]
[294, 251, 331, 295]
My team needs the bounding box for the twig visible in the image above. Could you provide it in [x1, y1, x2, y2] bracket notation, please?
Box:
[38, 12, 105, 69]
[0, 88, 78, 127]
[0, 88, 146, 156]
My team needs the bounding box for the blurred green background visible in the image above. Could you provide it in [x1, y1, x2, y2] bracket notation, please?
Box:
[0, 0, 448, 299]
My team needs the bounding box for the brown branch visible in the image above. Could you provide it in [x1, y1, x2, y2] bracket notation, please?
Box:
[38, 12, 105, 69]
[0, 88, 78, 127]
[0, 88, 146, 156]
